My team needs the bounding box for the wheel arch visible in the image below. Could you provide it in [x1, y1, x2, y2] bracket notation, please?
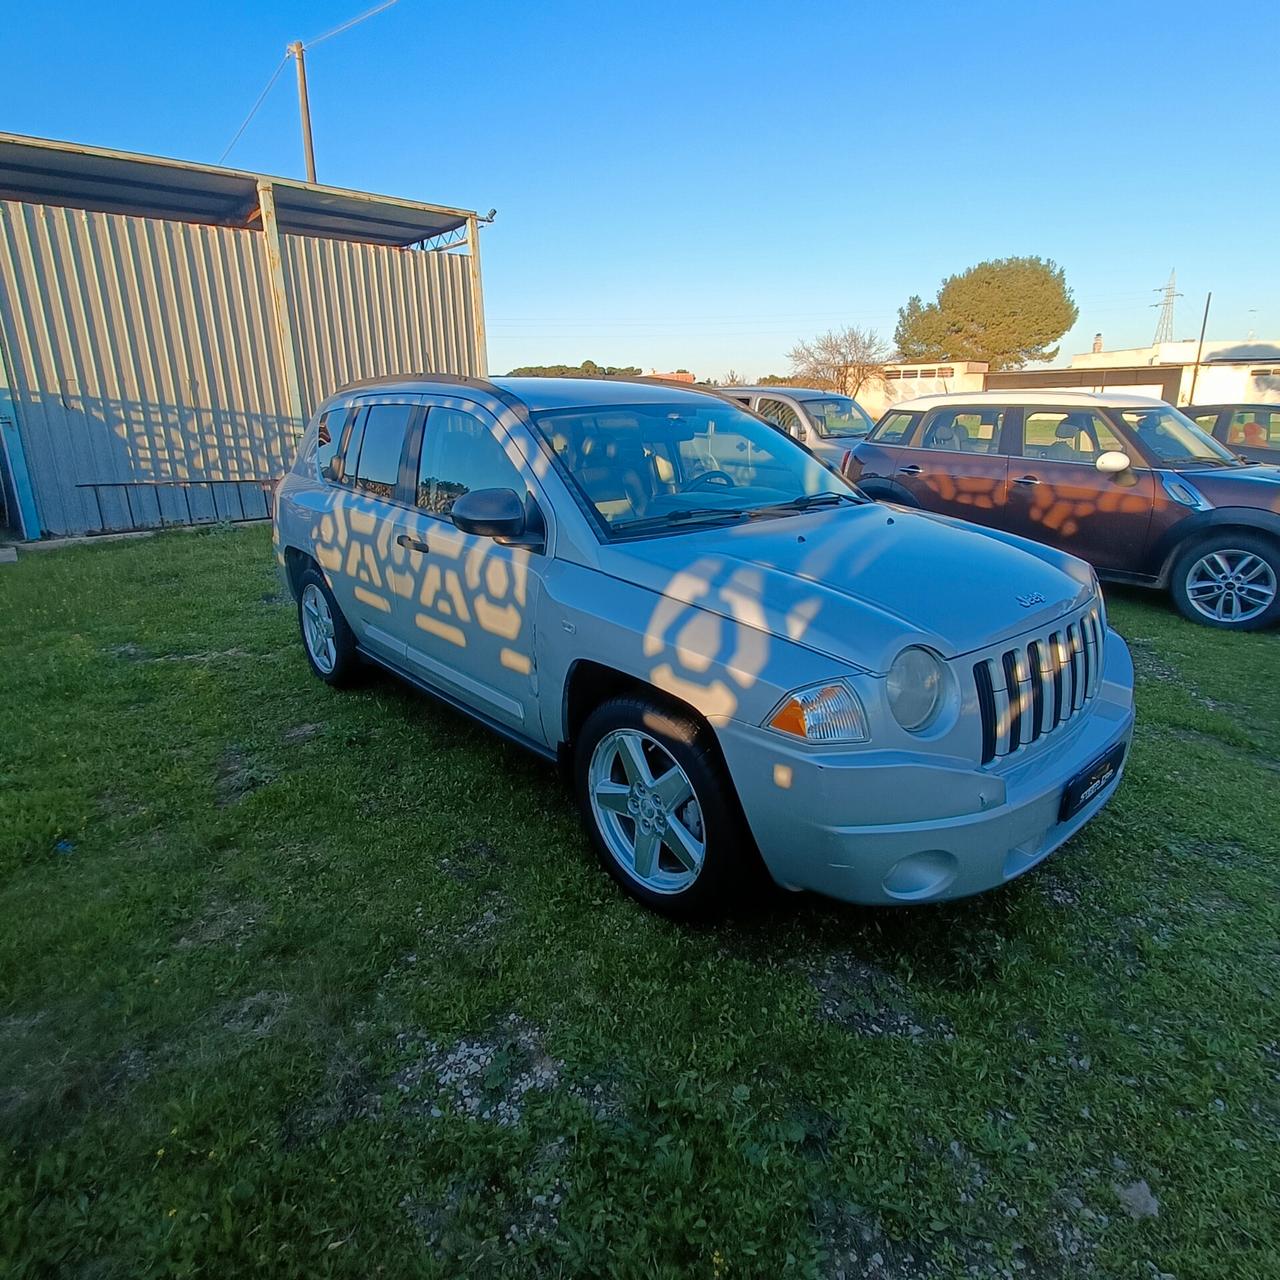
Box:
[1154, 508, 1280, 586]
[283, 545, 323, 601]
[857, 478, 920, 507]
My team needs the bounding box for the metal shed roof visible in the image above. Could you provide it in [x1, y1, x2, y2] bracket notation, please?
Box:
[0, 132, 475, 247]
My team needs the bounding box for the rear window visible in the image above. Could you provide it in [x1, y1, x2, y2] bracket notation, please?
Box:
[869, 411, 919, 445]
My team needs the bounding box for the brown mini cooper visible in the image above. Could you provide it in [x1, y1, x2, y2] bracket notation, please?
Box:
[846, 391, 1280, 630]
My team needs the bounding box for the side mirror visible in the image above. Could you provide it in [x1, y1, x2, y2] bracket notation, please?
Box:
[451, 487, 527, 539]
[1095, 451, 1132, 474]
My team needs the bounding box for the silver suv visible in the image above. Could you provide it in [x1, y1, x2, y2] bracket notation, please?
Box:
[721, 386, 876, 469]
[273, 375, 1135, 918]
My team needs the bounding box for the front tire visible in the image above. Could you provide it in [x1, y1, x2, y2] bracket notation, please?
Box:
[296, 566, 360, 685]
[573, 696, 755, 919]
[1169, 533, 1280, 630]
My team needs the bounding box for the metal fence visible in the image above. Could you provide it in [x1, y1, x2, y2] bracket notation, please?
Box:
[0, 198, 482, 536]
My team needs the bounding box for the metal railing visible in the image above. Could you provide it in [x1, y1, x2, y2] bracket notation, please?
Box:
[75, 477, 282, 533]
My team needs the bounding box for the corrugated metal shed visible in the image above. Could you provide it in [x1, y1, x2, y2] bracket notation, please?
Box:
[0, 133, 489, 537]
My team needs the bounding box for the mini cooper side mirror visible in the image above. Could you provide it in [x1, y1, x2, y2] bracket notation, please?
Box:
[1095, 451, 1132, 474]
[451, 487, 545, 551]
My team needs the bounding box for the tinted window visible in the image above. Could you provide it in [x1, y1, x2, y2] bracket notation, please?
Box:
[530, 400, 850, 532]
[1227, 409, 1280, 450]
[417, 407, 524, 517]
[1190, 412, 1220, 434]
[353, 404, 415, 499]
[920, 408, 1005, 455]
[870, 411, 918, 444]
[756, 398, 803, 436]
[1023, 410, 1126, 463]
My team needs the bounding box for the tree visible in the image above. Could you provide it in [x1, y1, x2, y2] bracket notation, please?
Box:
[505, 359, 642, 377]
[893, 257, 1078, 370]
[719, 369, 747, 386]
[786, 325, 890, 395]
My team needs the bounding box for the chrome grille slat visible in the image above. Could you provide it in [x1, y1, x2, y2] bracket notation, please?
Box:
[975, 606, 1105, 765]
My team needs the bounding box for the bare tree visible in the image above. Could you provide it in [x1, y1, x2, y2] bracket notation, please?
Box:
[719, 369, 747, 386]
[786, 325, 890, 396]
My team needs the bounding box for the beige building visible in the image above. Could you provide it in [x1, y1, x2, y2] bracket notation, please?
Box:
[856, 339, 1280, 418]
[857, 361, 988, 418]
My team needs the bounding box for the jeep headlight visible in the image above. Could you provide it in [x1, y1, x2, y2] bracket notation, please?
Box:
[887, 647, 946, 732]
[765, 680, 869, 744]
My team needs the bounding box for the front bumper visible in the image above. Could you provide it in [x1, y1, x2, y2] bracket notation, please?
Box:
[715, 631, 1135, 905]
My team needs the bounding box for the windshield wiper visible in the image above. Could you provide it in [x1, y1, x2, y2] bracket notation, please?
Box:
[611, 507, 751, 533]
[745, 490, 862, 517]
[1159, 455, 1233, 468]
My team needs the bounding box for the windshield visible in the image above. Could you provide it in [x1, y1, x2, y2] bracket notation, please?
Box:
[802, 396, 876, 438]
[530, 400, 860, 534]
[1117, 406, 1239, 468]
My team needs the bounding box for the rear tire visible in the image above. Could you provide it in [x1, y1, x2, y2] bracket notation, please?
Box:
[296, 565, 360, 685]
[573, 695, 757, 920]
[1169, 533, 1280, 630]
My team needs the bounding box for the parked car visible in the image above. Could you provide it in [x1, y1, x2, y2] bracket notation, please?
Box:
[275, 376, 1134, 917]
[719, 385, 875, 468]
[1184, 403, 1280, 465]
[847, 391, 1280, 630]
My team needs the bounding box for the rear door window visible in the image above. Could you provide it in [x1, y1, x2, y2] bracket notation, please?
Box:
[351, 404, 417, 500]
[920, 408, 1006, 455]
[755, 398, 804, 436]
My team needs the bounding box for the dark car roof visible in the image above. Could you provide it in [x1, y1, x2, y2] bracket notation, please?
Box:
[728, 385, 838, 401]
[1186, 403, 1278, 413]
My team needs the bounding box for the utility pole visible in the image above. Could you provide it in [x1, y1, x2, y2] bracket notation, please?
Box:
[1187, 292, 1212, 406]
[288, 41, 317, 183]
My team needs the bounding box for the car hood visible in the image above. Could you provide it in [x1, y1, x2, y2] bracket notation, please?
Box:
[1190, 464, 1280, 512]
[604, 503, 1094, 673]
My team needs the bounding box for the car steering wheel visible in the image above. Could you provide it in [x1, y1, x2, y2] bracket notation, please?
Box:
[681, 469, 735, 492]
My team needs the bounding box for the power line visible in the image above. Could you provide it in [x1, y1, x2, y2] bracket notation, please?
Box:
[217, 0, 401, 170]
[305, 0, 400, 49]
[219, 55, 289, 164]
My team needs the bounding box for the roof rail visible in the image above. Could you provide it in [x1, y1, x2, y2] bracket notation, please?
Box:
[335, 370, 534, 425]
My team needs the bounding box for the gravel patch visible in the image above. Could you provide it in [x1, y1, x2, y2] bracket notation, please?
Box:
[392, 1016, 623, 1128]
[809, 954, 955, 1042]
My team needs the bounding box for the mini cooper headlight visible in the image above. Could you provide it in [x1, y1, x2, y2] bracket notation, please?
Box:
[887, 647, 946, 733]
[765, 681, 869, 744]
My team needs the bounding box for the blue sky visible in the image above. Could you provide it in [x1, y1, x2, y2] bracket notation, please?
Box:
[5, 1, 1277, 380]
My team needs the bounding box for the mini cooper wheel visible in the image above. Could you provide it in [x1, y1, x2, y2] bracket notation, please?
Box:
[574, 696, 755, 919]
[1170, 534, 1280, 630]
[296, 566, 359, 685]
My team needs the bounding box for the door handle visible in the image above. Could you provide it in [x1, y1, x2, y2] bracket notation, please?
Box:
[1013, 475, 1041, 486]
[396, 533, 430, 553]
[898, 464, 922, 476]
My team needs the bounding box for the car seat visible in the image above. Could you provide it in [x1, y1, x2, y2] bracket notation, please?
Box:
[576, 430, 656, 522]
[1044, 418, 1084, 461]
[928, 419, 968, 451]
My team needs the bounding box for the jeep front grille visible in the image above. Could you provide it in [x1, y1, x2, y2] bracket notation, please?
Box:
[973, 606, 1104, 764]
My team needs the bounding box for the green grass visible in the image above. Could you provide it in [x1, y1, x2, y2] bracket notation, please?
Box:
[1, 525, 1277, 1279]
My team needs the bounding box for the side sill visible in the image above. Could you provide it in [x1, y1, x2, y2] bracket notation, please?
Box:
[356, 646, 559, 764]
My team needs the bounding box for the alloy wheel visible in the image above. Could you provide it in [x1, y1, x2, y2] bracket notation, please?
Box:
[587, 729, 706, 894]
[1185, 549, 1277, 624]
[301, 582, 338, 673]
